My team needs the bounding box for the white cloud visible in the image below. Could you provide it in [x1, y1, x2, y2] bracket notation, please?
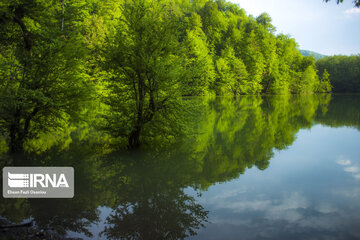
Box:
[344, 8, 360, 18]
[344, 8, 360, 14]
[206, 191, 308, 223]
[337, 156, 360, 180]
[316, 203, 339, 214]
[337, 158, 351, 166]
[333, 188, 360, 198]
[344, 166, 360, 173]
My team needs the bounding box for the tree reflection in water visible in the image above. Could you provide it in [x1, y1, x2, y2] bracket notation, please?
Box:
[3, 94, 360, 239]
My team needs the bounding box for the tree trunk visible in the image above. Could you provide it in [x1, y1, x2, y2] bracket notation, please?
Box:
[128, 125, 141, 149]
[61, 0, 65, 31]
[9, 126, 24, 153]
[13, 15, 33, 51]
[263, 75, 272, 94]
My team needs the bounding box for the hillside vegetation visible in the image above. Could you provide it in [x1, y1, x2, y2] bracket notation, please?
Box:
[317, 55, 360, 93]
[299, 50, 327, 60]
[0, 0, 332, 151]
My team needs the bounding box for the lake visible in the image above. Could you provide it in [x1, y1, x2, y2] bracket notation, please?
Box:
[1, 94, 360, 240]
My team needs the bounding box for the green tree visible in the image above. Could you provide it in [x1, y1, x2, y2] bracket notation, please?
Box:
[215, 47, 249, 95]
[324, 0, 360, 8]
[103, 0, 184, 148]
[317, 55, 360, 93]
[199, 1, 228, 55]
[291, 56, 319, 94]
[181, 12, 215, 96]
[241, 29, 265, 94]
[256, 13, 276, 33]
[317, 69, 332, 92]
[0, 0, 332, 153]
[0, 0, 90, 153]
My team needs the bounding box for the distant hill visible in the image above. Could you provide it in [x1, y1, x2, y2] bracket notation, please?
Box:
[299, 50, 327, 60]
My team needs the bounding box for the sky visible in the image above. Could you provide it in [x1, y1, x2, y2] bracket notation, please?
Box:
[230, 0, 360, 56]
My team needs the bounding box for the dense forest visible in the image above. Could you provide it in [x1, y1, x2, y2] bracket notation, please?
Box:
[0, 0, 336, 152]
[317, 55, 360, 93]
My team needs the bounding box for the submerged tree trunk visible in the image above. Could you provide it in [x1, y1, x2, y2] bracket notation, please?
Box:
[262, 75, 272, 94]
[128, 94, 144, 149]
[8, 108, 38, 153]
[9, 126, 24, 153]
[128, 125, 141, 149]
[127, 91, 157, 149]
[9, 109, 24, 153]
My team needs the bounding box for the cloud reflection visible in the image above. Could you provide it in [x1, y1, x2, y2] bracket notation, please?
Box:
[337, 156, 360, 180]
[195, 190, 355, 240]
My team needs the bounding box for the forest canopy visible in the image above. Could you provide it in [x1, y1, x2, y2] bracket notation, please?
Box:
[316, 55, 360, 93]
[0, 0, 336, 151]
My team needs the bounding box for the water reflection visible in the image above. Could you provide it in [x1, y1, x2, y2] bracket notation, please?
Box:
[1, 94, 360, 239]
[193, 125, 360, 240]
[0, 139, 104, 238]
[337, 156, 360, 180]
[99, 152, 208, 239]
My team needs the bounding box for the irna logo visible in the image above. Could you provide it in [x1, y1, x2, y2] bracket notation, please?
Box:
[8, 172, 69, 188]
[3, 167, 74, 198]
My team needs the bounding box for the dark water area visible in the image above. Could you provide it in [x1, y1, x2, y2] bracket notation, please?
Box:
[1, 94, 360, 240]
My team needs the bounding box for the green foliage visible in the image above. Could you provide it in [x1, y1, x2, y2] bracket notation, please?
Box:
[183, 95, 324, 186]
[256, 13, 276, 33]
[317, 69, 332, 93]
[315, 94, 360, 130]
[181, 12, 215, 96]
[324, 0, 360, 8]
[3, 94, 360, 238]
[102, 0, 185, 148]
[0, 0, 91, 153]
[0, 0, 335, 151]
[316, 55, 360, 93]
[215, 47, 249, 95]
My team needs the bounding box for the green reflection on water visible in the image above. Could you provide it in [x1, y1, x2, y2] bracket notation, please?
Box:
[1, 94, 359, 239]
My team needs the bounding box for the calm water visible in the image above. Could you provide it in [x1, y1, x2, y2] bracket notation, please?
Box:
[1, 94, 360, 240]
